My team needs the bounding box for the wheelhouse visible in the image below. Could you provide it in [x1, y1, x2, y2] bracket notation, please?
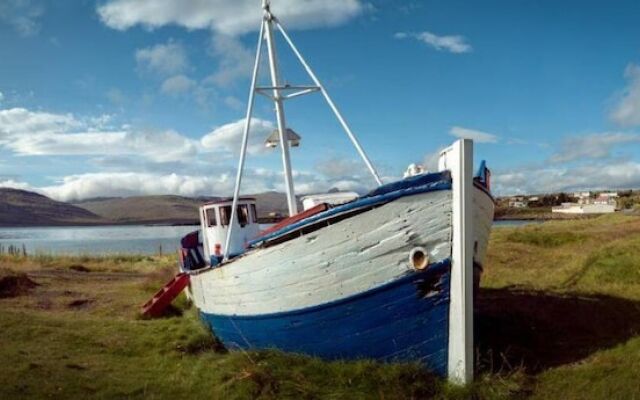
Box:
[199, 197, 260, 265]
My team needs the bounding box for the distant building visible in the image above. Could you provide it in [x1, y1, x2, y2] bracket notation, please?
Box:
[594, 194, 616, 206]
[552, 202, 615, 214]
[526, 196, 540, 206]
[508, 196, 527, 208]
[573, 191, 591, 199]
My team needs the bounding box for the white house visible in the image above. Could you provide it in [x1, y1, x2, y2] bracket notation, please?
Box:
[552, 203, 615, 214]
[573, 191, 591, 199]
[594, 194, 617, 206]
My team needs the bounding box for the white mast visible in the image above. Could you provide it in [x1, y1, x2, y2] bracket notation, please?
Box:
[222, 16, 265, 261]
[224, 0, 383, 259]
[263, 1, 297, 216]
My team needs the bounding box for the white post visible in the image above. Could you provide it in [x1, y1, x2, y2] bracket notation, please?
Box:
[223, 19, 265, 261]
[264, 6, 298, 216]
[274, 21, 383, 187]
[447, 138, 474, 384]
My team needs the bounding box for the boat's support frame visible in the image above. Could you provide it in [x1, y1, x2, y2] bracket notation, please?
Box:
[224, 0, 382, 259]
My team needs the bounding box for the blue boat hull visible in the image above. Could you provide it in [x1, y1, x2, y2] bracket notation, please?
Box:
[200, 259, 452, 375]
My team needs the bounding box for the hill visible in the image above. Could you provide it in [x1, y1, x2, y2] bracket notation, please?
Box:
[72, 195, 209, 225]
[0, 189, 303, 227]
[252, 191, 303, 220]
[73, 192, 300, 225]
[0, 189, 103, 227]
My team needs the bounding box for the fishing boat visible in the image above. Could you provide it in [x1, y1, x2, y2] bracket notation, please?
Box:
[177, 0, 494, 383]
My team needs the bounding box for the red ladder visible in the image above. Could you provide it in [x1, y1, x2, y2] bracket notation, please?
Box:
[141, 273, 190, 318]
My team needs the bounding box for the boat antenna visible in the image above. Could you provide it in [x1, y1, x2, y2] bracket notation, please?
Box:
[224, 0, 383, 260]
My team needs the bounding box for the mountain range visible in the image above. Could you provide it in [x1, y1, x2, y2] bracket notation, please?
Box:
[0, 188, 296, 227]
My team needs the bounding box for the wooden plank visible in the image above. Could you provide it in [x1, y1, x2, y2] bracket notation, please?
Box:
[141, 273, 190, 318]
[447, 138, 474, 385]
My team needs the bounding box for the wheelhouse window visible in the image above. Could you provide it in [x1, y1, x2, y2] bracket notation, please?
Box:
[238, 204, 249, 227]
[251, 204, 258, 223]
[205, 208, 217, 227]
[219, 204, 253, 227]
[220, 206, 231, 226]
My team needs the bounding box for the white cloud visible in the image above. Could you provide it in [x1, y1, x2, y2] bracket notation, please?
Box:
[8, 129, 196, 163]
[0, 107, 383, 201]
[111, 2, 364, 95]
[308, 158, 376, 193]
[30, 166, 375, 202]
[0, 179, 34, 191]
[0, 108, 196, 162]
[0, 0, 44, 37]
[135, 40, 189, 76]
[39, 172, 225, 202]
[201, 118, 274, 155]
[207, 34, 253, 87]
[0, 107, 81, 139]
[21, 156, 640, 201]
[395, 31, 472, 54]
[315, 157, 362, 179]
[422, 147, 446, 171]
[193, 85, 216, 110]
[610, 63, 640, 127]
[161, 74, 196, 95]
[449, 126, 498, 143]
[97, 0, 365, 36]
[549, 132, 640, 163]
[493, 161, 640, 196]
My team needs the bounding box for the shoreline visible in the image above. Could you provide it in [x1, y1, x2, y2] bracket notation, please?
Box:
[0, 218, 281, 229]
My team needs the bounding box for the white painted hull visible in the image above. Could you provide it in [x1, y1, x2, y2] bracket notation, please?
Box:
[189, 186, 494, 317]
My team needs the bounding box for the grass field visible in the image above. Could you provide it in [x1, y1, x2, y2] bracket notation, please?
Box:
[1, 214, 640, 399]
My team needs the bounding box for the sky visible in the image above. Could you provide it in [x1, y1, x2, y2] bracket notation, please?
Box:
[1, 0, 640, 201]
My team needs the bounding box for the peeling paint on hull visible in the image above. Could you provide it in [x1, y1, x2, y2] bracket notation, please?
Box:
[201, 259, 452, 375]
[190, 185, 494, 374]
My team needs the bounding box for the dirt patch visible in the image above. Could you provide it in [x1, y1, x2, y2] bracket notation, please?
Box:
[65, 363, 87, 370]
[0, 271, 38, 298]
[29, 269, 144, 280]
[67, 298, 93, 309]
[36, 297, 53, 310]
[69, 265, 90, 273]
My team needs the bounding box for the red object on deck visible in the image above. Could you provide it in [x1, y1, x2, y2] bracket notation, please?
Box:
[141, 273, 190, 318]
[258, 203, 329, 237]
